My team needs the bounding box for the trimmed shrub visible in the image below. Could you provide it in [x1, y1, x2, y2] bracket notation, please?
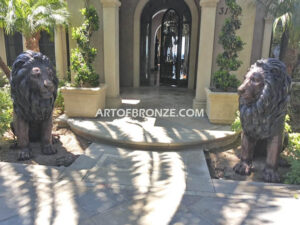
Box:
[212, 0, 244, 91]
[0, 74, 9, 87]
[70, 6, 100, 87]
[55, 80, 66, 111]
[231, 111, 242, 132]
[284, 133, 300, 184]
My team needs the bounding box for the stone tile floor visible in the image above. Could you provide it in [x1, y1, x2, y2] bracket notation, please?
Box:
[0, 143, 299, 225]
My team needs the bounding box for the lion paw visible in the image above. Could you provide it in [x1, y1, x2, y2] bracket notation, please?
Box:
[42, 144, 57, 155]
[263, 167, 280, 183]
[233, 161, 252, 176]
[18, 147, 32, 161]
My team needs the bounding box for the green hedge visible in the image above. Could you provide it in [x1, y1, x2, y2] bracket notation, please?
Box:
[54, 80, 66, 111]
[0, 85, 13, 137]
[284, 133, 300, 184]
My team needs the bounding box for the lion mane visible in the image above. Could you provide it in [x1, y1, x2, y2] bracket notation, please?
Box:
[10, 51, 58, 122]
[239, 58, 291, 139]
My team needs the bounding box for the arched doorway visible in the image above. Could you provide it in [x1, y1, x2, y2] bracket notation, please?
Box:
[140, 0, 191, 87]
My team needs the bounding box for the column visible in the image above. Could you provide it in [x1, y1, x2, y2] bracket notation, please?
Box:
[55, 26, 68, 80]
[261, 16, 273, 58]
[193, 0, 220, 110]
[22, 35, 27, 51]
[101, 0, 121, 108]
[0, 29, 7, 65]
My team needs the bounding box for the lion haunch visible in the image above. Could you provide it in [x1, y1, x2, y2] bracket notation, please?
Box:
[233, 58, 291, 183]
[10, 51, 58, 160]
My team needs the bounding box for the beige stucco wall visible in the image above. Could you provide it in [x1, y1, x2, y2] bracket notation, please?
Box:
[66, 0, 105, 83]
[120, 0, 140, 87]
[212, 0, 256, 82]
[250, 1, 267, 64]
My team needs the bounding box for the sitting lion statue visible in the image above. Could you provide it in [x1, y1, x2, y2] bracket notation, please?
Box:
[10, 51, 58, 160]
[233, 58, 291, 183]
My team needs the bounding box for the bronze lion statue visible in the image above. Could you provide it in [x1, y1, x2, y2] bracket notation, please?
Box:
[233, 58, 291, 183]
[10, 51, 58, 160]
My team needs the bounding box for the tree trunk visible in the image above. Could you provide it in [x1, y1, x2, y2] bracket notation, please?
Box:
[279, 29, 299, 76]
[283, 48, 298, 75]
[279, 29, 289, 61]
[25, 31, 41, 52]
[0, 55, 11, 80]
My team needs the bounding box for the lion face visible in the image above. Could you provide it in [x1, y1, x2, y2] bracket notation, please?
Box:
[27, 64, 56, 99]
[238, 66, 265, 105]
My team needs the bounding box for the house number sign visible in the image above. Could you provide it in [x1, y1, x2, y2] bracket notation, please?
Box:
[218, 7, 229, 15]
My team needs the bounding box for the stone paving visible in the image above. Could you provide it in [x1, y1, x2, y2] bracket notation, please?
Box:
[0, 143, 300, 225]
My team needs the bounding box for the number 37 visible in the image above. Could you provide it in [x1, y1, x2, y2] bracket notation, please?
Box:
[218, 7, 229, 15]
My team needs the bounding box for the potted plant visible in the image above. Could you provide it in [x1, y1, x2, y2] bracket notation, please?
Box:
[206, 0, 244, 124]
[61, 6, 106, 118]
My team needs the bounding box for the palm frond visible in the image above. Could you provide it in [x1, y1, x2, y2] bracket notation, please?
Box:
[273, 12, 292, 33]
[50, 13, 68, 25]
[0, 0, 69, 36]
[32, 5, 50, 16]
[5, 0, 17, 34]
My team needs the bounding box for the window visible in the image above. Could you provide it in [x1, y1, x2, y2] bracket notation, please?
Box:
[4, 32, 23, 67]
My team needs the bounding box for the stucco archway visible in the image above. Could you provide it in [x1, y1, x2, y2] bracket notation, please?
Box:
[133, 0, 199, 89]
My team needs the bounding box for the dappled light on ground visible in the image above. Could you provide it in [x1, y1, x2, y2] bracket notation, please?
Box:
[121, 99, 141, 105]
[127, 151, 186, 225]
[0, 143, 299, 225]
[69, 116, 235, 147]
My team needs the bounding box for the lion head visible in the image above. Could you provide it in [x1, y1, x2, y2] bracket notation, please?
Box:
[10, 51, 58, 121]
[238, 58, 291, 139]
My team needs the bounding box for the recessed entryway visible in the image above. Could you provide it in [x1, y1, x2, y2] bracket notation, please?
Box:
[140, 0, 192, 88]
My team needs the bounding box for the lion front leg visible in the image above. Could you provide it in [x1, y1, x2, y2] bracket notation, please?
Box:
[234, 133, 256, 176]
[263, 133, 283, 183]
[13, 113, 32, 160]
[41, 115, 57, 155]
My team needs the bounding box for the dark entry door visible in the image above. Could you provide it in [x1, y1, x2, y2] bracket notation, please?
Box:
[140, 0, 191, 87]
[160, 9, 180, 85]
